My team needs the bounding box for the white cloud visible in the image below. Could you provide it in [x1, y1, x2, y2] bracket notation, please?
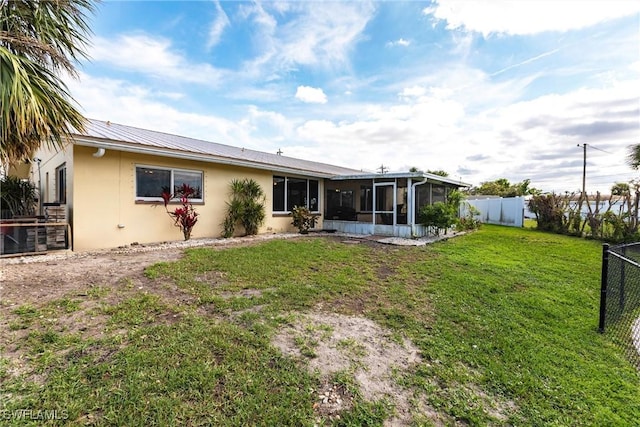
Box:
[207, 0, 230, 50]
[386, 38, 411, 47]
[240, 1, 376, 76]
[295, 86, 328, 104]
[241, 105, 295, 142]
[424, 0, 640, 36]
[66, 66, 638, 194]
[90, 34, 224, 86]
[290, 76, 638, 193]
[65, 73, 259, 147]
[399, 85, 427, 98]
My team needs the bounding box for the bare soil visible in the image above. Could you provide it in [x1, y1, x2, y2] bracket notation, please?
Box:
[273, 312, 437, 426]
[0, 233, 451, 426]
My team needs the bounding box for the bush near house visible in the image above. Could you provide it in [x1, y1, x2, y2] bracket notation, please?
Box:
[221, 178, 266, 237]
[419, 189, 481, 234]
[290, 205, 317, 234]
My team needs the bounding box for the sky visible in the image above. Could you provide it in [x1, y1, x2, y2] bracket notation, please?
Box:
[65, 0, 640, 194]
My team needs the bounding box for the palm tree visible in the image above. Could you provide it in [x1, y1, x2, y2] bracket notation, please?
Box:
[628, 144, 640, 170]
[0, 0, 94, 166]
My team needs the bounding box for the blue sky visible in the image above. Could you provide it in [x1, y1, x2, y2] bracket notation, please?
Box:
[66, 0, 640, 193]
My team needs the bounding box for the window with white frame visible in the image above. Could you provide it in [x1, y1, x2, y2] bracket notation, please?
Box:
[273, 175, 319, 212]
[135, 166, 203, 202]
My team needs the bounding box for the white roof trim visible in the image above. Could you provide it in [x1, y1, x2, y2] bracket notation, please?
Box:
[331, 171, 471, 187]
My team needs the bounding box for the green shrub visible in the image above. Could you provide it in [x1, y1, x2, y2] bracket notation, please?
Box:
[290, 205, 317, 234]
[457, 203, 482, 231]
[221, 179, 266, 237]
[0, 175, 37, 218]
[418, 202, 456, 235]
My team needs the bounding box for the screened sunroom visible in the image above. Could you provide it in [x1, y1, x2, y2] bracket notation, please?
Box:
[323, 172, 470, 238]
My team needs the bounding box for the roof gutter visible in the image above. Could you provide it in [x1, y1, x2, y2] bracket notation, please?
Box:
[72, 136, 339, 179]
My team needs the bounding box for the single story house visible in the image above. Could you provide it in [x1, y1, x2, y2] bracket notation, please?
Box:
[19, 119, 468, 251]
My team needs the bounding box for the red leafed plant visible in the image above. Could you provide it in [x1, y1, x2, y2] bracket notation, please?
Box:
[161, 183, 199, 240]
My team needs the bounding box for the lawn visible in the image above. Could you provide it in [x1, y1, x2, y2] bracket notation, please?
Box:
[1, 225, 638, 426]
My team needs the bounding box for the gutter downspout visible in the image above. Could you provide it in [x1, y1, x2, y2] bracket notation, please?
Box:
[410, 177, 428, 237]
[92, 148, 106, 158]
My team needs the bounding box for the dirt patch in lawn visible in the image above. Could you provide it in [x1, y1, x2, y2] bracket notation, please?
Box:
[272, 311, 442, 426]
[0, 234, 301, 380]
[1, 233, 460, 425]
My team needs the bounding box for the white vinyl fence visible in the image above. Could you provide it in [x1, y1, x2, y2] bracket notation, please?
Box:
[462, 196, 525, 227]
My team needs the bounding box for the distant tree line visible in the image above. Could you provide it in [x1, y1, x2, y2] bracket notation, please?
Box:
[467, 178, 541, 197]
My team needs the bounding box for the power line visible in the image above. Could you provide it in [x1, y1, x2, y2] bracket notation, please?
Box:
[588, 144, 613, 154]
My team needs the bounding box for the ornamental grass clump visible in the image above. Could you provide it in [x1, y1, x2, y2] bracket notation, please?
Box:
[161, 183, 199, 240]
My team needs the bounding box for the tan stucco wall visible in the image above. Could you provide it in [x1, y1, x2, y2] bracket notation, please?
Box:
[71, 146, 322, 251]
[33, 144, 73, 213]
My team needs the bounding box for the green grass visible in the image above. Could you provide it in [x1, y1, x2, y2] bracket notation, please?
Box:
[2, 226, 639, 426]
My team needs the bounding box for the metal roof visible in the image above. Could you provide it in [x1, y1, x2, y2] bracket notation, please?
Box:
[70, 119, 469, 187]
[71, 119, 363, 178]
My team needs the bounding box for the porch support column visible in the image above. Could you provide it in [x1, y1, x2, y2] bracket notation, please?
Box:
[410, 177, 428, 237]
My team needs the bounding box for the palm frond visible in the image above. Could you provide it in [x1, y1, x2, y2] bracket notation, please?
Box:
[1, 46, 85, 165]
[0, 0, 94, 165]
[628, 144, 640, 170]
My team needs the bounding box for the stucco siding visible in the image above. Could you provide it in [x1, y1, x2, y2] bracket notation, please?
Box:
[33, 144, 72, 205]
[71, 146, 313, 250]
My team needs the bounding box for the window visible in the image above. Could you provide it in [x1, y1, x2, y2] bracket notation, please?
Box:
[360, 185, 372, 211]
[272, 176, 319, 212]
[326, 189, 353, 210]
[375, 185, 393, 211]
[414, 183, 449, 220]
[45, 172, 49, 203]
[56, 164, 66, 204]
[326, 189, 356, 220]
[135, 166, 203, 202]
[432, 184, 446, 204]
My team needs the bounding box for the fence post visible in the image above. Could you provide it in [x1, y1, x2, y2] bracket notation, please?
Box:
[598, 243, 609, 332]
[619, 245, 626, 310]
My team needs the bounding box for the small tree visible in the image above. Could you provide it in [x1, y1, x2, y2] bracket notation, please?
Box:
[528, 193, 570, 234]
[418, 202, 456, 235]
[161, 183, 198, 241]
[221, 179, 266, 237]
[418, 190, 460, 235]
[457, 203, 482, 231]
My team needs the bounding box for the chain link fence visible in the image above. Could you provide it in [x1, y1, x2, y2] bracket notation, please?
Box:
[599, 242, 640, 368]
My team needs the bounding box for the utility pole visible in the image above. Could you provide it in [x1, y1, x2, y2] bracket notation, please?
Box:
[578, 143, 587, 198]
